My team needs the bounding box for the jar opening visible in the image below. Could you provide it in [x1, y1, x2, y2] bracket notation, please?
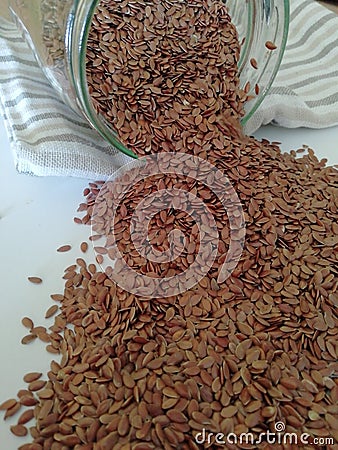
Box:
[71, 0, 289, 158]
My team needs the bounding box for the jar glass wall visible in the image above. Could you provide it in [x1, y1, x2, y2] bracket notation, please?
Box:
[8, 0, 289, 158]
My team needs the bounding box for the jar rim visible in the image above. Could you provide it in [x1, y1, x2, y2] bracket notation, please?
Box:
[69, 0, 137, 158]
[239, 0, 290, 126]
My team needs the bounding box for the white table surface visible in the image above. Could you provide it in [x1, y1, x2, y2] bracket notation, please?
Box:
[0, 116, 337, 447]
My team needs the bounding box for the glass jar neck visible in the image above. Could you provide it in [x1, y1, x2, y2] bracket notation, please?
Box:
[68, 0, 289, 159]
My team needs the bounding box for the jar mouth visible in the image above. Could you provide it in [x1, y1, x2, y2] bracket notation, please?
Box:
[68, 0, 136, 158]
[72, 0, 289, 159]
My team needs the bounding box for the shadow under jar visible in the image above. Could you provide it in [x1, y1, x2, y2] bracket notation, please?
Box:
[8, 0, 289, 158]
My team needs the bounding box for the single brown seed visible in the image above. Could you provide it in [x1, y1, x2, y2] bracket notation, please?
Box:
[46, 345, 59, 355]
[37, 389, 54, 399]
[21, 317, 34, 330]
[250, 57, 258, 69]
[80, 241, 88, 253]
[10, 424, 27, 437]
[50, 294, 64, 301]
[27, 276, 42, 284]
[45, 305, 59, 319]
[21, 334, 37, 345]
[57, 244, 72, 252]
[28, 380, 46, 392]
[244, 81, 251, 94]
[23, 372, 42, 383]
[265, 40, 277, 50]
[0, 398, 17, 410]
[17, 445, 33, 450]
[19, 395, 38, 407]
[17, 409, 35, 425]
[4, 401, 21, 419]
[96, 254, 104, 264]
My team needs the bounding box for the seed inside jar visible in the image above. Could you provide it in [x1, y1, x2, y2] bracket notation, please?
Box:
[86, 0, 247, 156]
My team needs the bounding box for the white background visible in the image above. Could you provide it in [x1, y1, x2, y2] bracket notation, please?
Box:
[0, 116, 337, 447]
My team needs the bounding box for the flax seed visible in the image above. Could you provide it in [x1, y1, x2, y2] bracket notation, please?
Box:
[265, 40, 277, 50]
[56, 245, 72, 253]
[44, 305, 59, 319]
[21, 317, 34, 330]
[80, 241, 88, 253]
[250, 57, 258, 69]
[21, 334, 37, 345]
[10, 424, 28, 437]
[27, 277, 42, 284]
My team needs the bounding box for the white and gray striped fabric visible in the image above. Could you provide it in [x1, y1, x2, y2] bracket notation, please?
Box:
[0, 19, 131, 178]
[244, 0, 338, 134]
[0, 0, 338, 178]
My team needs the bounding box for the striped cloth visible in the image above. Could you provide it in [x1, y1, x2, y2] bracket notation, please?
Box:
[0, 0, 338, 178]
[244, 0, 338, 134]
[0, 21, 130, 178]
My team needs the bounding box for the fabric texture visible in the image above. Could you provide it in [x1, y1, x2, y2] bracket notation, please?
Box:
[0, 19, 131, 179]
[0, 0, 338, 179]
[243, 0, 338, 134]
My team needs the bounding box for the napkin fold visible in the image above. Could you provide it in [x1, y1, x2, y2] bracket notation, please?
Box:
[0, 0, 338, 179]
[0, 19, 130, 179]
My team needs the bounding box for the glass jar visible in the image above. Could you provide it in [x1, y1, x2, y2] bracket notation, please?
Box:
[8, 0, 289, 158]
